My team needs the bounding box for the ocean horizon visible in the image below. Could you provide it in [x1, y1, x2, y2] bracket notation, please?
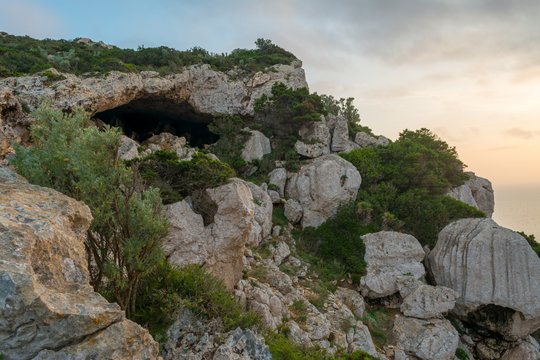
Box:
[492, 184, 540, 242]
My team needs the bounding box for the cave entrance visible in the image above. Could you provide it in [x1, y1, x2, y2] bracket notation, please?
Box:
[94, 98, 219, 148]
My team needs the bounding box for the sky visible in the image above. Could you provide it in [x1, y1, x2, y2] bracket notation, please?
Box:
[1, 0, 540, 189]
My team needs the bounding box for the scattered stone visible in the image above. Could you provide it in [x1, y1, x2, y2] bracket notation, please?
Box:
[273, 241, 291, 266]
[360, 231, 426, 299]
[286, 154, 361, 228]
[241, 129, 271, 162]
[400, 284, 458, 319]
[284, 198, 303, 224]
[269, 168, 287, 197]
[268, 189, 281, 203]
[335, 288, 366, 318]
[393, 316, 459, 360]
[428, 218, 540, 340]
[118, 135, 140, 160]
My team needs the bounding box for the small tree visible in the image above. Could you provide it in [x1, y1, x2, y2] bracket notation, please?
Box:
[10, 103, 169, 316]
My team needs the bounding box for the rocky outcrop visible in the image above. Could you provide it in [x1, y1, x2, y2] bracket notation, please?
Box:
[269, 168, 287, 197]
[360, 231, 426, 299]
[245, 181, 273, 247]
[0, 167, 158, 359]
[0, 62, 307, 118]
[428, 218, 540, 340]
[465, 172, 494, 217]
[295, 117, 331, 158]
[163, 306, 272, 360]
[326, 114, 359, 153]
[400, 284, 458, 319]
[164, 178, 255, 289]
[118, 135, 140, 160]
[446, 172, 494, 217]
[500, 336, 540, 360]
[241, 129, 271, 162]
[0, 89, 31, 160]
[393, 316, 459, 360]
[284, 198, 303, 224]
[286, 154, 361, 228]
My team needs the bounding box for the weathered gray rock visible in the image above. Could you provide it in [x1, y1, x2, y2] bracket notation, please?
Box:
[500, 336, 540, 360]
[428, 218, 540, 340]
[376, 136, 391, 146]
[164, 178, 255, 289]
[327, 114, 359, 153]
[465, 172, 494, 217]
[241, 129, 271, 162]
[245, 181, 273, 247]
[393, 316, 459, 360]
[347, 321, 378, 356]
[360, 231, 426, 299]
[118, 135, 140, 160]
[286, 321, 313, 348]
[400, 284, 458, 319]
[294, 140, 327, 158]
[354, 132, 378, 147]
[0, 89, 30, 161]
[0, 167, 158, 359]
[141, 132, 198, 160]
[268, 189, 281, 204]
[335, 288, 365, 318]
[268, 168, 287, 197]
[272, 241, 291, 266]
[238, 279, 287, 330]
[213, 328, 273, 360]
[295, 118, 331, 158]
[0, 63, 307, 117]
[284, 199, 303, 224]
[446, 184, 478, 208]
[286, 154, 361, 228]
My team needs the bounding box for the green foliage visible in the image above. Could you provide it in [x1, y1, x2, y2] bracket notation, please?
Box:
[273, 207, 289, 227]
[294, 202, 379, 284]
[134, 150, 235, 204]
[10, 103, 169, 316]
[133, 261, 259, 343]
[455, 348, 470, 360]
[518, 231, 540, 257]
[41, 69, 66, 83]
[265, 331, 379, 360]
[0, 35, 296, 77]
[362, 308, 394, 349]
[254, 82, 327, 137]
[341, 128, 483, 246]
[208, 114, 250, 172]
[320, 94, 374, 138]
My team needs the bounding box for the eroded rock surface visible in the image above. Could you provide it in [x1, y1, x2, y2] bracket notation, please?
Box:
[360, 231, 426, 299]
[428, 218, 540, 340]
[286, 154, 361, 228]
[241, 129, 271, 162]
[400, 284, 458, 319]
[0, 167, 158, 359]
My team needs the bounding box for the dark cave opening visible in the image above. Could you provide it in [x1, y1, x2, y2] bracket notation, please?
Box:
[94, 98, 219, 148]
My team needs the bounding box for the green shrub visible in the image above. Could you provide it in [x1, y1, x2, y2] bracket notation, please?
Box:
[455, 348, 470, 360]
[362, 308, 394, 349]
[320, 94, 373, 139]
[134, 150, 235, 204]
[273, 207, 289, 227]
[208, 114, 250, 172]
[518, 231, 540, 257]
[265, 331, 379, 360]
[133, 261, 259, 343]
[10, 104, 169, 316]
[294, 202, 379, 284]
[41, 69, 66, 83]
[0, 35, 296, 77]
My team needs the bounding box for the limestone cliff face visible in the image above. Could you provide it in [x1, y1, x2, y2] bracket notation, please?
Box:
[0, 167, 159, 360]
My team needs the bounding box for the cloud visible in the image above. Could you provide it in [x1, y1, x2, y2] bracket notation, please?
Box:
[0, 0, 64, 38]
[504, 127, 540, 139]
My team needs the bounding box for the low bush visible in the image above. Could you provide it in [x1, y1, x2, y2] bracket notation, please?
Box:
[455, 348, 470, 360]
[133, 261, 259, 343]
[208, 114, 250, 173]
[518, 231, 540, 257]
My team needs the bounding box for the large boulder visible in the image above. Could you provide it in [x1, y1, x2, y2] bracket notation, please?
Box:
[393, 316, 459, 360]
[163, 178, 255, 289]
[400, 284, 458, 319]
[285, 154, 361, 228]
[0, 167, 158, 359]
[294, 117, 331, 158]
[325, 114, 359, 153]
[245, 181, 273, 247]
[360, 231, 426, 299]
[428, 218, 540, 340]
[445, 184, 478, 208]
[500, 336, 540, 360]
[465, 172, 494, 217]
[241, 129, 271, 162]
[268, 167, 287, 197]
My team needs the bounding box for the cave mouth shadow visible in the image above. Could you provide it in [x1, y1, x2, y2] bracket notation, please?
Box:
[94, 98, 219, 148]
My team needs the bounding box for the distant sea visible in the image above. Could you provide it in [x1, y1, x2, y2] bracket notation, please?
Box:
[492, 185, 540, 242]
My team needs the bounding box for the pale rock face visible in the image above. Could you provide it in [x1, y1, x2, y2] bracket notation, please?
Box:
[241, 129, 271, 162]
[142, 132, 197, 160]
[164, 178, 255, 289]
[269, 168, 287, 197]
[245, 181, 273, 247]
[0, 167, 158, 360]
[500, 336, 540, 360]
[465, 172, 494, 217]
[354, 132, 378, 147]
[286, 154, 361, 228]
[294, 140, 328, 158]
[445, 184, 478, 208]
[326, 114, 359, 153]
[347, 321, 378, 356]
[286, 321, 313, 348]
[428, 218, 540, 340]
[272, 241, 291, 266]
[360, 231, 426, 299]
[335, 288, 366, 318]
[400, 284, 458, 319]
[376, 135, 391, 146]
[268, 189, 281, 204]
[393, 316, 459, 360]
[295, 118, 331, 158]
[118, 135, 140, 160]
[241, 279, 287, 330]
[284, 198, 303, 224]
